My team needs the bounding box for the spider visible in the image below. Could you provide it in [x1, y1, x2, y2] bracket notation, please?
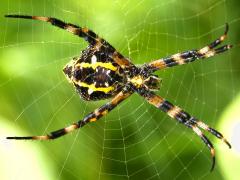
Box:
[5, 15, 232, 171]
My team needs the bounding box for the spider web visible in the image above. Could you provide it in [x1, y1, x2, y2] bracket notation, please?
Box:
[1, 0, 240, 179]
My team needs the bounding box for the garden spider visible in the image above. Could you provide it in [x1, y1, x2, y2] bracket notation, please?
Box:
[5, 15, 232, 171]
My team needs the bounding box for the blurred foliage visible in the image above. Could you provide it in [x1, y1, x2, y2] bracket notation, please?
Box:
[217, 93, 240, 180]
[0, 116, 56, 180]
[0, 0, 240, 179]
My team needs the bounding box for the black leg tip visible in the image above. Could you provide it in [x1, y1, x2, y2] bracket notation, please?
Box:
[6, 136, 33, 140]
[224, 23, 229, 34]
[6, 136, 14, 139]
[5, 15, 20, 18]
[5, 15, 12, 18]
[210, 156, 216, 172]
[4, 15, 33, 19]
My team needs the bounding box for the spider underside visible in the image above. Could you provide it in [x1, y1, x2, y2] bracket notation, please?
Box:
[5, 14, 233, 171]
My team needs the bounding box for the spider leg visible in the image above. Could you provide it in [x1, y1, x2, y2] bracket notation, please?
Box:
[189, 124, 216, 171]
[5, 14, 100, 45]
[140, 91, 231, 171]
[5, 14, 134, 69]
[7, 90, 131, 140]
[190, 118, 231, 148]
[204, 23, 229, 49]
[147, 24, 232, 72]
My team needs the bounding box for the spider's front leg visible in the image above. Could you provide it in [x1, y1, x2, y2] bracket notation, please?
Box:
[5, 14, 101, 45]
[5, 14, 134, 69]
[7, 90, 132, 140]
[138, 90, 231, 171]
[147, 24, 232, 72]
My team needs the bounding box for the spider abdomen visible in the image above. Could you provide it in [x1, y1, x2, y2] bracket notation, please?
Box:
[64, 46, 126, 101]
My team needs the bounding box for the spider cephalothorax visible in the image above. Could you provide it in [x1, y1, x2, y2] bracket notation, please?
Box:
[6, 14, 232, 171]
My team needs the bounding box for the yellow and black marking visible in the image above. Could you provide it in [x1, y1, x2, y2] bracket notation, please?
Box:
[112, 51, 133, 69]
[129, 75, 144, 88]
[172, 53, 185, 65]
[146, 93, 164, 107]
[76, 81, 114, 94]
[62, 44, 126, 101]
[76, 62, 117, 71]
[166, 106, 182, 119]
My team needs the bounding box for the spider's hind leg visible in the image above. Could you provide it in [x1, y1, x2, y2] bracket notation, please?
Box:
[7, 90, 132, 140]
[190, 118, 231, 148]
[139, 90, 231, 171]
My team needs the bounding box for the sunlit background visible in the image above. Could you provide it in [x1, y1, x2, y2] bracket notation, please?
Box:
[1, 0, 240, 179]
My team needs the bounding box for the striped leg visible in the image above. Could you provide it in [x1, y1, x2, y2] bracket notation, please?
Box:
[5, 15, 101, 45]
[147, 24, 232, 71]
[141, 91, 231, 171]
[5, 14, 134, 69]
[7, 91, 131, 140]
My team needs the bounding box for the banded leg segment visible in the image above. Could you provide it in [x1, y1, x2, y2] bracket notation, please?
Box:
[141, 91, 231, 170]
[5, 14, 134, 69]
[147, 24, 232, 71]
[7, 91, 132, 140]
[5, 15, 100, 45]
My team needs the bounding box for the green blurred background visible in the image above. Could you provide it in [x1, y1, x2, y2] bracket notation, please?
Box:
[0, 0, 240, 179]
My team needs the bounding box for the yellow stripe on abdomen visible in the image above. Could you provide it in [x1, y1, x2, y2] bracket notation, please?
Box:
[77, 62, 117, 71]
[78, 82, 114, 93]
